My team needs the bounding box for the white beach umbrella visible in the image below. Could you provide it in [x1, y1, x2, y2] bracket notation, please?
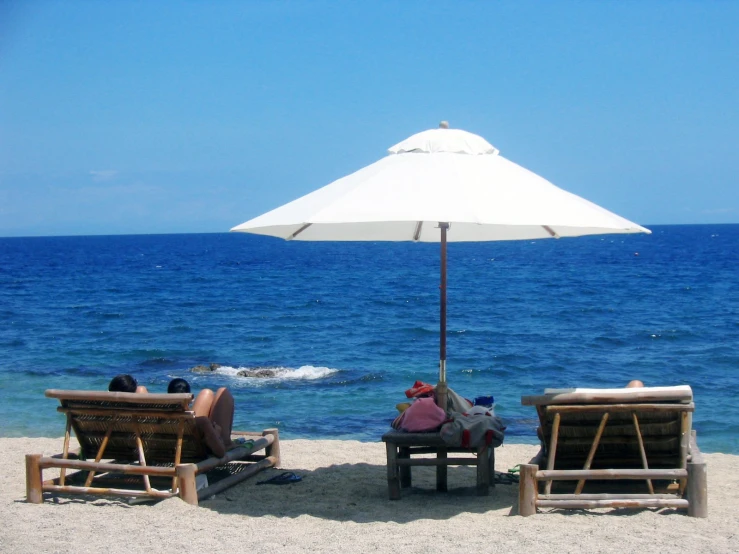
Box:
[231, 122, 650, 407]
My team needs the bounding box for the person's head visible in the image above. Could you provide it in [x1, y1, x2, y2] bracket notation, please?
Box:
[168, 378, 191, 394]
[108, 374, 138, 393]
[626, 379, 645, 388]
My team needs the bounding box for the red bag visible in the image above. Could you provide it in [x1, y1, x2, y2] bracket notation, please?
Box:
[405, 380, 435, 399]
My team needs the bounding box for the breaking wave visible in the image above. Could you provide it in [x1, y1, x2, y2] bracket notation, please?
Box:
[213, 365, 339, 382]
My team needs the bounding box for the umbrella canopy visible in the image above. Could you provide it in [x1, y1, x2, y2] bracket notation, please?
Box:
[232, 123, 650, 406]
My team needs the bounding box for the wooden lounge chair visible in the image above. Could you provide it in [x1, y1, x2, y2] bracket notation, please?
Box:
[25, 389, 281, 506]
[518, 385, 707, 517]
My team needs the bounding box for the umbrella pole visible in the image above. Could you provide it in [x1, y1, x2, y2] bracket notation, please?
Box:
[437, 222, 449, 411]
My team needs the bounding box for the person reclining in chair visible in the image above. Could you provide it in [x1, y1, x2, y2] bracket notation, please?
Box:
[108, 374, 149, 394]
[167, 378, 235, 458]
[535, 379, 646, 445]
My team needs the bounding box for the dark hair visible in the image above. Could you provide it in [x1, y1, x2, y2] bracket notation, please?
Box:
[108, 374, 138, 393]
[167, 378, 191, 394]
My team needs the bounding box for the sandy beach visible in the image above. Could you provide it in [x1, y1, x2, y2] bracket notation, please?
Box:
[2, 438, 738, 553]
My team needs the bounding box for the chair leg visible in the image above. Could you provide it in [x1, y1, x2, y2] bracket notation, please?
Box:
[263, 428, 281, 467]
[687, 461, 708, 517]
[519, 464, 538, 516]
[176, 463, 199, 506]
[26, 454, 43, 504]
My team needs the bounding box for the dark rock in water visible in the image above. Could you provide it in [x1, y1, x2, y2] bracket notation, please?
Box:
[191, 363, 223, 373]
[191, 364, 214, 373]
[237, 368, 278, 378]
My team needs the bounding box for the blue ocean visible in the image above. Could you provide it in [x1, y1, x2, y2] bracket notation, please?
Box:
[1, 225, 737, 453]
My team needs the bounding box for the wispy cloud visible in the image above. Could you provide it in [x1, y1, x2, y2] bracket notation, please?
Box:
[89, 170, 119, 182]
[700, 208, 736, 215]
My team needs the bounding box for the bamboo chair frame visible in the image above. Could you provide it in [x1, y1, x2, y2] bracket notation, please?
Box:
[26, 389, 281, 506]
[518, 386, 707, 517]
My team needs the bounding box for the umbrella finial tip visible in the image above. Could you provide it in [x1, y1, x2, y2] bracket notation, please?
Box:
[439, 120, 449, 129]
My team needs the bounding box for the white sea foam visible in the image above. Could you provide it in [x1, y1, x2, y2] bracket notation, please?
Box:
[213, 365, 339, 382]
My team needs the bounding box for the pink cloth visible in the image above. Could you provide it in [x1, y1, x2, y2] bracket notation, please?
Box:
[398, 397, 447, 432]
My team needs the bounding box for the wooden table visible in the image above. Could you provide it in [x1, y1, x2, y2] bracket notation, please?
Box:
[381, 430, 494, 500]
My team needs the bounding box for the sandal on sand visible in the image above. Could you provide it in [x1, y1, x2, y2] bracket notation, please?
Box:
[257, 471, 303, 485]
[494, 471, 520, 485]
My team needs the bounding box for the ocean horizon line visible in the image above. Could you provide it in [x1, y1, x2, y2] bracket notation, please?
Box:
[1, 221, 738, 240]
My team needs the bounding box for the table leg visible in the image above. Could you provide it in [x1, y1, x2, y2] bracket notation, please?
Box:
[489, 446, 496, 488]
[386, 442, 400, 500]
[437, 447, 448, 492]
[476, 444, 491, 495]
[399, 446, 411, 488]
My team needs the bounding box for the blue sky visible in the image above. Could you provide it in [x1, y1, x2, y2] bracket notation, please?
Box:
[1, 1, 737, 237]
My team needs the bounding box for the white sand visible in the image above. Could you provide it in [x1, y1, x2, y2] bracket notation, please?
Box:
[3, 438, 738, 553]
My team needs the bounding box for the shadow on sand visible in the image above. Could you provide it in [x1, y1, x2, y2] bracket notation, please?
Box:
[200, 461, 522, 522]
